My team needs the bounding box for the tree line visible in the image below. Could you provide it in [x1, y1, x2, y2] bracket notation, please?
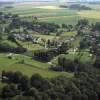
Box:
[0, 61, 100, 100]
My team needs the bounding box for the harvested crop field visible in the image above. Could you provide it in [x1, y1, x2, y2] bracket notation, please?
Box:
[78, 11, 100, 19]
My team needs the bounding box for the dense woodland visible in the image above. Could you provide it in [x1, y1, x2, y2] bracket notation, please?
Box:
[60, 4, 92, 10]
[69, 4, 92, 10]
[0, 11, 100, 100]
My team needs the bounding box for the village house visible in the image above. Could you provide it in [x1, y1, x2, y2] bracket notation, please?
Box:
[12, 33, 33, 41]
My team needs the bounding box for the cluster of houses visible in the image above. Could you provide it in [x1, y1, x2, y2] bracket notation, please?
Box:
[12, 33, 33, 41]
[11, 33, 49, 45]
[84, 31, 100, 46]
[10, 31, 77, 50]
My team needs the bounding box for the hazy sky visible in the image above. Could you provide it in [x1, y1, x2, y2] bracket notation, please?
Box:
[1, 0, 53, 1]
[0, 0, 100, 2]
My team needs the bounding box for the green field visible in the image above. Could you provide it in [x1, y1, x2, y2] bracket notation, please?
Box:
[0, 40, 18, 48]
[17, 41, 44, 51]
[51, 50, 95, 65]
[0, 53, 73, 78]
[61, 31, 77, 37]
[0, 3, 100, 24]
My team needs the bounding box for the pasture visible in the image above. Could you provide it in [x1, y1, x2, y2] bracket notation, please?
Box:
[78, 11, 100, 19]
[0, 40, 18, 48]
[61, 31, 77, 37]
[0, 53, 73, 78]
[51, 50, 95, 65]
[0, 3, 100, 24]
[17, 40, 44, 51]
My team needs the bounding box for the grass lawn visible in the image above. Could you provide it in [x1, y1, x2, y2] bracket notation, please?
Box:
[51, 51, 95, 65]
[33, 34, 59, 40]
[71, 36, 83, 47]
[0, 53, 73, 78]
[61, 31, 77, 37]
[0, 82, 7, 89]
[17, 40, 44, 51]
[0, 40, 18, 48]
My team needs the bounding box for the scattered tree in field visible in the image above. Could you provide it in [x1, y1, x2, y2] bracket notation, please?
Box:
[77, 19, 89, 28]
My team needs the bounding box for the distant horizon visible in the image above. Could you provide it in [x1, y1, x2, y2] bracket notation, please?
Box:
[0, 0, 100, 3]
